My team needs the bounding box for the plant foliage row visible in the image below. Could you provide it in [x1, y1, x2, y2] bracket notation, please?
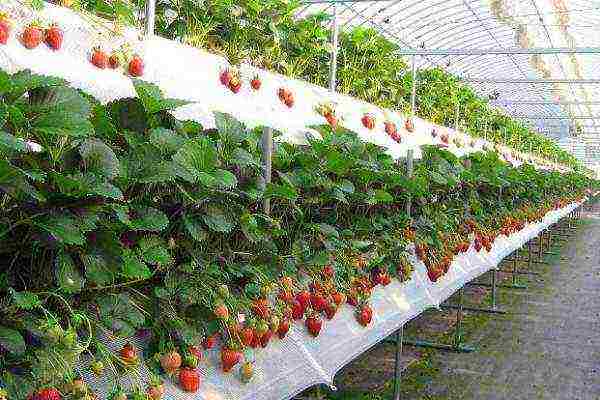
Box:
[0, 71, 594, 399]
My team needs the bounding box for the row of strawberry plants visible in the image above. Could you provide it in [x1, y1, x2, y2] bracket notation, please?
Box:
[0, 70, 594, 400]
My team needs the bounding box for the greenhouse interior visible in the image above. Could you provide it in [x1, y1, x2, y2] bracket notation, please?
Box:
[0, 0, 599, 399]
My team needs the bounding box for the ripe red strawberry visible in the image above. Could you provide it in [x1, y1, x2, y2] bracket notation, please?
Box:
[295, 290, 311, 310]
[250, 75, 261, 90]
[310, 292, 327, 312]
[240, 327, 254, 347]
[214, 303, 229, 320]
[109, 53, 120, 69]
[324, 302, 337, 320]
[36, 388, 61, 400]
[120, 342, 138, 365]
[160, 350, 181, 374]
[0, 14, 12, 45]
[305, 314, 322, 337]
[361, 114, 375, 130]
[380, 273, 391, 286]
[441, 134, 449, 144]
[259, 329, 273, 348]
[325, 112, 337, 128]
[252, 298, 270, 319]
[284, 93, 294, 108]
[347, 293, 358, 307]
[21, 23, 43, 49]
[332, 292, 345, 306]
[404, 118, 415, 132]
[277, 319, 290, 339]
[147, 383, 165, 400]
[44, 24, 62, 50]
[278, 289, 293, 303]
[128, 55, 144, 77]
[202, 334, 217, 350]
[221, 347, 241, 372]
[474, 238, 482, 252]
[431, 128, 438, 138]
[291, 299, 304, 320]
[356, 305, 373, 327]
[91, 47, 108, 69]
[220, 69, 232, 86]
[322, 265, 334, 278]
[427, 268, 441, 282]
[179, 367, 200, 392]
[277, 87, 286, 99]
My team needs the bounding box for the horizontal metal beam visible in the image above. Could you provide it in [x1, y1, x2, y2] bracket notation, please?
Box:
[512, 116, 600, 120]
[397, 47, 600, 56]
[493, 100, 600, 105]
[464, 78, 600, 84]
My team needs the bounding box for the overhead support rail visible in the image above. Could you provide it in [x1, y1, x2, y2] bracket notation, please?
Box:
[464, 78, 600, 84]
[492, 101, 600, 105]
[513, 116, 600, 120]
[396, 47, 600, 56]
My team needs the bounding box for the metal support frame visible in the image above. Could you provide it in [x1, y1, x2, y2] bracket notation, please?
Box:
[410, 56, 417, 120]
[144, 0, 156, 37]
[392, 148, 414, 400]
[442, 269, 506, 314]
[403, 288, 475, 353]
[396, 47, 600, 56]
[329, 3, 339, 92]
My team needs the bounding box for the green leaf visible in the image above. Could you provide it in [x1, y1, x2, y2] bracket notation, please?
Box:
[214, 112, 247, 143]
[138, 236, 172, 266]
[96, 293, 145, 337]
[133, 80, 189, 113]
[36, 214, 93, 245]
[79, 139, 120, 178]
[121, 249, 152, 279]
[9, 289, 41, 310]
[30, 87, 93, 138]
[183, 213, 208, 242]
[149, 127, 187, 153]
[232, 147, 259, 168]
[82, 252, 115, 286]
[116, 206, 169, 232]
[212, 169, 237, 189]
[202, 205, 235, 233]
[0, 326, 26, 355]
[55, 251, 84, 294]
[173, 137, 218, 183]
[240, 213, 264, 243]
[0, 131, 28, 152]
[5, 70, 64, 100]
[264, 183, 298, 201]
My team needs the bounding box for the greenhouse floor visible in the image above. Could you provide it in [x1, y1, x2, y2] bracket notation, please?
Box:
[319, 213, 600, 400]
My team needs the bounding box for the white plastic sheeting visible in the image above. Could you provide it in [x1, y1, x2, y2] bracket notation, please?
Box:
[0, 0, 562, 169]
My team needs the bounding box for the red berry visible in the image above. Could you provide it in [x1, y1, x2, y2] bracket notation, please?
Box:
[404, 119, 415, 132]
[120, 342, 138, 365]
[21, 23, 43, 49]
[214, 303, 229, 320]
[310, 292, 327, 312]
[109, 54, 120, 69]
[202, 334, 217, 349]
[384, 121, 397, 136]
[160, 350, 182, 374]
[0, 16, 12, 45]
[251, 76, 261, 90]
[277, 320, 290, 339]
[240, 327, 254, 347]
[128, 55, 144, 77]
[44, 24, 62, 50]
[356, 305, 373, 327]
[188, 345, 203, 360]
[221, 347, 241, 372]
[305, 315, 322, 337]
[324, 302, 337, 320]
[259, 329, 273, 348]
[325, 112, 337, 128]
[220, 69, 232, 86]
[322, 265, 334, 278]
[361, 114, 375, 130]
[90, 47, 108, 69]
[291, 299, 304, 320]
[36, 388, 61, 400]
[295, 291, 310, 309]
[179, 367, 200, 392]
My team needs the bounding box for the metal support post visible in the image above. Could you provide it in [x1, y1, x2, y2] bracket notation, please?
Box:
[443, 269, 507, 314]
[454, 100, 460, 131]
[391, 149, 414, 400]
[403, 288, 475, 352]
[144, 0, 156, 37]
[392, 327, 404, 400]
[410, 55, 417, 120]
[328, 4, 339, 93]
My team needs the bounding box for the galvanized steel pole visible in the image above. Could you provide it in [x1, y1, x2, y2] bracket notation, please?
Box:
[144, 0, 156, 37]
[329, 3, 340, 93]
[410, 55, 417, 119]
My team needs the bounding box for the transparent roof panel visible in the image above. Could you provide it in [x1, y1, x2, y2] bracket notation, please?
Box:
[298, 0, 600, 166]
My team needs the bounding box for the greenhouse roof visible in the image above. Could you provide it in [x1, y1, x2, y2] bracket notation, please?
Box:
[298, 0, 600, 167]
